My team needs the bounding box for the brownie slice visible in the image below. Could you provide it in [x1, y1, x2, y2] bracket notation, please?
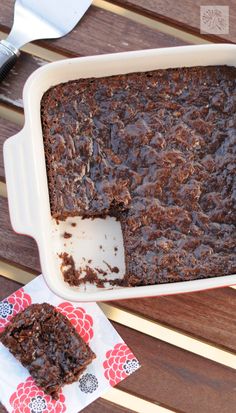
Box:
[0, 303, 95, 399]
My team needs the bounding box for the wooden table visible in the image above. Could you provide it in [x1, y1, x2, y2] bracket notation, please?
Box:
[0, 1, 236, 412]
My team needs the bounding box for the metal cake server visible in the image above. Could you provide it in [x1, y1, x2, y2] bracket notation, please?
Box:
[0, 0, 92, 81]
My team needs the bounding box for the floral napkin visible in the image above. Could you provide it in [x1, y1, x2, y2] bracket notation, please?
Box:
[0, 275, 140, 413]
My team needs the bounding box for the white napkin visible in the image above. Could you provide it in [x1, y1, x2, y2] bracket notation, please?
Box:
[0, 275, 140, 413]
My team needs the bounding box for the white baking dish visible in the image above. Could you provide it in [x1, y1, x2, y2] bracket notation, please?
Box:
[3, 44, 236, 301]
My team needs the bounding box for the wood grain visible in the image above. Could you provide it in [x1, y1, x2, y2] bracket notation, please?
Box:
[80, 399, 134, 413]
[107, 0, 236, 43]
[113, 288, 236, 353]
[0, 118, 20, 181]
[115, 324, 236, 413]
[1, 276, 236, 413]
[0, 197, 41, 273]
[0, 405, 7, 413]
[0, 53, 45, 109]
[0, 1, 185, 58]
[0, 274, 22, 300]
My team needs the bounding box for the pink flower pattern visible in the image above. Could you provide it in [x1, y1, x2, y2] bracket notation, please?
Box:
[103, 343, 140, 386]
[56, 302, 94, 343]
[0, 289, 32, 333]
[9, 377, 66, 413]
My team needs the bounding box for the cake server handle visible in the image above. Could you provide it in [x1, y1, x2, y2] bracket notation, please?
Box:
[0, 40, 20, 82]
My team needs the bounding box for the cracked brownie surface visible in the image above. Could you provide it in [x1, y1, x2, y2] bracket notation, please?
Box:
[41, 65, 236, 286]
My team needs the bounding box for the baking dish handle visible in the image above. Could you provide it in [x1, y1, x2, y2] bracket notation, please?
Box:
[3, 127, 36, 238]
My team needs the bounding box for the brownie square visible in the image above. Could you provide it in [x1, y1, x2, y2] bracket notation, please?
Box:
[0, 303, 95, 399]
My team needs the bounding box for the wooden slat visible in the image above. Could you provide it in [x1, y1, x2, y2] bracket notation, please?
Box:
[0, 118, 20, 181]
[1, 276, 236, 413]
[43, 6, 185, 56]
[99, 389, 173, 413]
[1, 192, 236, 354]
[0, 274, 22, 300]
[101, 303, 236, 371]
[0, 405, 7, 413]
[107, 0, 236, 43]
[0, 54, 45, 110]
[81, 399, 134, 413]
[0, 1, 186, 59]
[113, 289, 236, 353]
[0, 197, 40, 273]
[116, 324, 236, 413]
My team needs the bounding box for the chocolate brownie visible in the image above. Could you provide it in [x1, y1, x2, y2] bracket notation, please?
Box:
[41, 65, 236, 286]
[0, 303, 95, 398]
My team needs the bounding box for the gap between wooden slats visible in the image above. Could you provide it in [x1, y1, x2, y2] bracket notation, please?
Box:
[102, 0, 236, 44]
[93, 0, 210, 45]
[103, 389, 174, 413]
[0, 31, 67, 62]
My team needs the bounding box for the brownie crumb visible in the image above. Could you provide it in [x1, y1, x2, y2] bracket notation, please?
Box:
[95, 267, 108, 276]
[103, 261, 120, 274]
[63, 232, 72, 239]
[71, 223, 77, 227]
[79, 266, 105, 288]
[59, 253, 121, 287]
